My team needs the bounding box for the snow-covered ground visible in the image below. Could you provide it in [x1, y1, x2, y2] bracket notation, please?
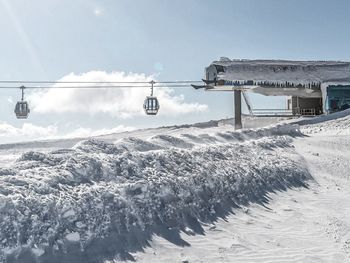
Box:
[129, 111, 350, 263]
[0, 112, 350, 263]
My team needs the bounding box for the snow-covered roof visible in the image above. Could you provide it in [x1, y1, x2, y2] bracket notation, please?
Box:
[208, 58, 350, 87]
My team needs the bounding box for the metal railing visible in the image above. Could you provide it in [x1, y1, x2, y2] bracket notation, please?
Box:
[300, 108, 316, 116]
[251, 109, 294, 116]
[293, 108, 316, 116]
[248, 108, 317, 117]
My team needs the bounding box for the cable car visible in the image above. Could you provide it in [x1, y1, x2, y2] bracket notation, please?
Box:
[143, 96, 160, 115]
[143, 81, 160, 115]
[14, 86, 30, 119]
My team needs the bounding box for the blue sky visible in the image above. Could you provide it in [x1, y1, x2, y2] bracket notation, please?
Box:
[0, 0, 350, 142]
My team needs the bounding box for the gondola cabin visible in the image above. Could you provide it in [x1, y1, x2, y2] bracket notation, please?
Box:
[143, 96, 159, 115]
[14, 101, 30, 119]
[14, 86, 30, 119]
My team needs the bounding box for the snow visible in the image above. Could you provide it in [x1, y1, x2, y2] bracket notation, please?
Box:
[205, 59, 350, 98]
[0, 121, 310, 262]
[62, 209, 76, 218]
[130, 111, 350, 262]
[296, 108, 350, 135]
[0, 117, 285, 168]
[211, 58, 350, 85]
[1, 111, 350, 262]
[31, 247, 45, 257]
[65, 232, 80, 242]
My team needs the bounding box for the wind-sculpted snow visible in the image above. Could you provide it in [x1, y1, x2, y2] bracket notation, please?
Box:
[298, 109, 350, 135]
[0, 124, 311, 262]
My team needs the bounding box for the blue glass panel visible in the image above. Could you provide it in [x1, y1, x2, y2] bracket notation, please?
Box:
[327, 85, 350, 112]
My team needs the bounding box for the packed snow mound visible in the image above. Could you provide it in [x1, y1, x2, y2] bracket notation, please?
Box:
[0, 124, 310, 262]
[298, 109, 350, 135]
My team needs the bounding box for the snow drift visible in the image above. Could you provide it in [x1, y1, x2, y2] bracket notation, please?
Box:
[0, 124, 311, 262]
[297, 108, 350, 135]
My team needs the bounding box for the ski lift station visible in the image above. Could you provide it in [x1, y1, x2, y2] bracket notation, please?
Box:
[194, 58, 350, 129]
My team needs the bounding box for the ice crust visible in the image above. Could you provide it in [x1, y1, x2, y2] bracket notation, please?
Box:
[0, 124, 311, 262]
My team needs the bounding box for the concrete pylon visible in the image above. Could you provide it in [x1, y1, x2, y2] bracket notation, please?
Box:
[234, 90, 242, 130]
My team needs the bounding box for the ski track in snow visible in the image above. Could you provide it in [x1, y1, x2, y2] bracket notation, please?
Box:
[1, 112, 350, 262]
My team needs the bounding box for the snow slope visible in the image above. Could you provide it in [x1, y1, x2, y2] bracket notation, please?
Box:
[0, 117, 289, 168]
[0, 123, 310, 262]
[129, 112, 350, 263]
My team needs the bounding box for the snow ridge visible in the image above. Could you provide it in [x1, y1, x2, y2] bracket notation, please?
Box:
[296, 109, 350, 135]
[0, 124, 311, 262]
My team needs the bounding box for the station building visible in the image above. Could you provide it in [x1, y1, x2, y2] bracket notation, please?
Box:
[202, 59, 350, 116]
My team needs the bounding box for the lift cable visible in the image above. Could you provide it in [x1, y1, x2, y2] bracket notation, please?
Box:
[8, 80, 202, 119]
[0, 84, 194, 89]
[0, 80, 202, 84]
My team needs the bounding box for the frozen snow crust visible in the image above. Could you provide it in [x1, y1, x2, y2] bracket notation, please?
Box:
[0, 124, 311, 262]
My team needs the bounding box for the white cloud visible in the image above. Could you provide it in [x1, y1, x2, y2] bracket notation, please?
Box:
[28, 71, 207, 118]
[0, 122, 134, 144]
[0, 122, 57, 141]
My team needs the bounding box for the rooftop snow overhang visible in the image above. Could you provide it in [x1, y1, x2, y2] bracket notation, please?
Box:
[200, 58, 350, 96]
[210, 58, 350, 85]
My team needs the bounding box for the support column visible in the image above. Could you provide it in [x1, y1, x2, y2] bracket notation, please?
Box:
[234, 90, 242, 130]
[291, 96, 298, 115]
